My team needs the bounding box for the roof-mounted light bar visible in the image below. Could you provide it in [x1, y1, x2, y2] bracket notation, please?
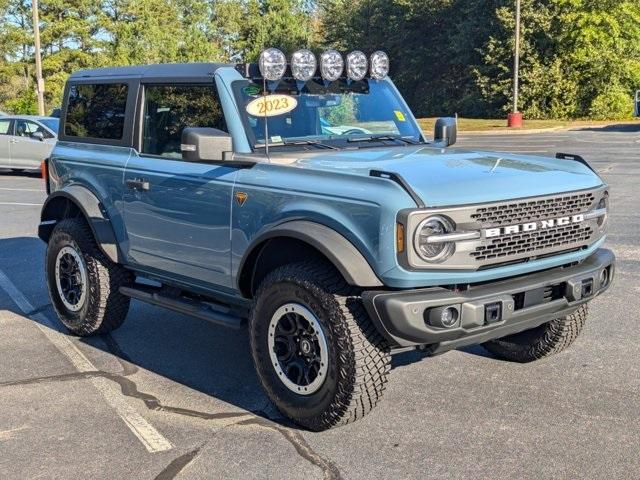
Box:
[253, 49, 389, 82]
[258, 48, 287, 81]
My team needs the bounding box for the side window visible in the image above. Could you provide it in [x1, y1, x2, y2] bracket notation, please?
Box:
[0, 119, 11, 135]
[15, 120, 43, 138]
[64, 83, 128, 140]
[142, 84, 226, 159]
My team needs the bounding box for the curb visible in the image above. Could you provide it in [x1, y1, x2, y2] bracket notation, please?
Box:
[459, 126, 567, 136]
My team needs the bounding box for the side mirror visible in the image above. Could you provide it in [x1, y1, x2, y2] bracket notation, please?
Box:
[433, 117, 457, 147]
[31, 131, 45, 142]
[181, 127, 233, 162]
[635, 90, 640, 117]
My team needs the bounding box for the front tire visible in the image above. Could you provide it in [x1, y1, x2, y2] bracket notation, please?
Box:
[483, 305, 588, 362]
[250, 260, 391, 431]
[45, 218, 132, 336]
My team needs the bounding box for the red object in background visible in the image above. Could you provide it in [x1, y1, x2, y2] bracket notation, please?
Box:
[507, 112, 523, 128]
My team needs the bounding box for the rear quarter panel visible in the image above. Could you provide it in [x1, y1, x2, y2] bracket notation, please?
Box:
[48, 141, 131, 242]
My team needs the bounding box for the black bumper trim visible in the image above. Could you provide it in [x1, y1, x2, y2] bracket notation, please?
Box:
[362, 249, 615, 351]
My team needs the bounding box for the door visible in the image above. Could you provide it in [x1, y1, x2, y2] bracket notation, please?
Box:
[123, 83, 237, 289]
[11, 119, 55, 169]
[0, 119, 12, 168]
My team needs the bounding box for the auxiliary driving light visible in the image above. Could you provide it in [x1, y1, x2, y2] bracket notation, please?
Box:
[291, 49, 317, 81]
[426, 306, 460, 329]
[346, 51, 368, 81]
[320, 49, 344, 81]
[370, 51, 389, 79]
[259, 48, 287, 81]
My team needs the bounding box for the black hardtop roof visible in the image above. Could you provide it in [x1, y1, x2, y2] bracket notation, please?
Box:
[69, 62, 233, 81]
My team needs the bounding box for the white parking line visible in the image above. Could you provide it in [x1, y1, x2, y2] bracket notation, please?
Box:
[0, 268, 172, 454]
[0, 187, 44, 192]
[0, 202, 42, 206]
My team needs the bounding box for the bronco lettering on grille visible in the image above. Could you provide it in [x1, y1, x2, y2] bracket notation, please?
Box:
[484, 214, 586, 238]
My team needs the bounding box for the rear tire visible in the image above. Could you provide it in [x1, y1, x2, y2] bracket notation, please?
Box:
[250, 260, 391, 431]
[482, 305, 588, 362]
[45, 218, 132, 336]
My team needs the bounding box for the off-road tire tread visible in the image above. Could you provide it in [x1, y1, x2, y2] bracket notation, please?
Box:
[46, 218, 131, 336]
[251, 259, 391, 431]
[483, 304, 588, 363]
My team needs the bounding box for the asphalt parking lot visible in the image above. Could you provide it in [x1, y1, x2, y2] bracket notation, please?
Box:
[1, 125, 639, 480]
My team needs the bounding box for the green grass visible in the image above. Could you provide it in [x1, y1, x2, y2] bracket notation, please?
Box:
[416, 117, 640, 133]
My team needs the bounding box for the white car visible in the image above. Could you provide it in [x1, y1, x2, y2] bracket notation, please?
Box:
[0, 115, 59, 172]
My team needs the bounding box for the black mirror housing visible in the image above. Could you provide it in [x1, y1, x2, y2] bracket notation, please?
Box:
[433, 117, 457, 147]
[181, 127, 233, 162]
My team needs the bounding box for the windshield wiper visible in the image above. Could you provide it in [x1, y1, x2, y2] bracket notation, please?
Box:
[347, 135, 421, 145]
[255, 139, 339, 150]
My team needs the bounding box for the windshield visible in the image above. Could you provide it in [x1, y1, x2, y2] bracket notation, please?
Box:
[233, 79, 423, 149]
[40, 118, 60, 134]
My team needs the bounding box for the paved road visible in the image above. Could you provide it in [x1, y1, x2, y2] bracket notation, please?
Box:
[0, 126, 638, 479]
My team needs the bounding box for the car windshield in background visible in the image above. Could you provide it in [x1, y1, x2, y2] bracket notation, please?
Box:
[40, 118, 60, 134]
[233, 79, 423, 149]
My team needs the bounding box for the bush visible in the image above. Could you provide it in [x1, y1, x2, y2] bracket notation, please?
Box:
[588, 85, 633, 120]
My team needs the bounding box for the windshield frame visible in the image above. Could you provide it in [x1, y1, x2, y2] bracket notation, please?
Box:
[231, 77, 425, 151]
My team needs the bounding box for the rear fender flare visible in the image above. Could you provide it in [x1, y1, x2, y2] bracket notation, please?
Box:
[39, 185, 121, 263]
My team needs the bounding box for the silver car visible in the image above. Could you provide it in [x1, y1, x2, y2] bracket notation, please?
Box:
[0, 115, 59, 172]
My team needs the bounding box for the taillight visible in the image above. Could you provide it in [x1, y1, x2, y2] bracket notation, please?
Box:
[41, 159, 50, 195]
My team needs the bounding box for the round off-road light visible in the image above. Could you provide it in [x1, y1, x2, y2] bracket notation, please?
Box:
[370, 51, 389, 79]
[259, 48, 287, 81]
[320, 50, 344, 81]
[346, 51, 368, 81]
[291, 49, 317, 81]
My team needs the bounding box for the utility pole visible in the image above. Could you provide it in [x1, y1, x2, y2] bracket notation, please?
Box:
[31, 0, 45, 115]
[513, 0, 521, 113]
[508, 0, 523, 127]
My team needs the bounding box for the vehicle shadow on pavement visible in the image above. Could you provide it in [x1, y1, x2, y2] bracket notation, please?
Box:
[574, 123, 640, 133]
[2, 236, 498, 429]
[0, 169, 42, 178]
[0, 237, 283, 426]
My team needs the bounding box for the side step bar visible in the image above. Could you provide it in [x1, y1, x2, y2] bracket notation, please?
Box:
[119, 285, 245, 329]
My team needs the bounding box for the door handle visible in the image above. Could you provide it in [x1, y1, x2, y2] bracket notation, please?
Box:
[9, 138, 17, 144]
[126, 178, 150, 191]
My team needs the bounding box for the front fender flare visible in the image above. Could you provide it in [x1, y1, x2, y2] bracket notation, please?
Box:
[38, 185, 121, 263]
[239, 220, 383, 289]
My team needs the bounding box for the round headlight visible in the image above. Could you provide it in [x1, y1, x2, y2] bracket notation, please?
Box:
[370, 51, 389, 80]
[259, 48, 287, 81]
[320, 50, 344, 81]
[346, 51, 368, 81]
[414, 216, 456, 263]
[291, 49, 317, 81]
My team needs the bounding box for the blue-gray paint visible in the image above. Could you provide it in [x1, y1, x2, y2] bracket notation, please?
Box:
[48, 71, 606, 298]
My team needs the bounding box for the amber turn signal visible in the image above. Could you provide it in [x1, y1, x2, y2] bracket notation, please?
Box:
[396, 222, 405, 253]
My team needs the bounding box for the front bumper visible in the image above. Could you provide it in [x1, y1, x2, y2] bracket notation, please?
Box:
[362, 249, 615, 352]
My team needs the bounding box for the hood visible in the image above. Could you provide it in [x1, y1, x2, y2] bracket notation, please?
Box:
[272, 146, 603, 206]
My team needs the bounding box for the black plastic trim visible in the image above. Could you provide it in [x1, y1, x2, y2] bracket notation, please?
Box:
[556, 152, 596, 173]
[370, 170, 425, 207]
[38, 186, 122, 263]
[238, 220, 384, 291]
[363, 248, 615, 349]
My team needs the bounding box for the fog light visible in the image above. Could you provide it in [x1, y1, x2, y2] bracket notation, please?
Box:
[599, 268, 609, 288]
[426, 306, 459, 329]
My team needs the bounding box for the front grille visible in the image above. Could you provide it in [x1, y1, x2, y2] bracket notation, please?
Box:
[470, 192, 595, 227]
[472, 224, 593, 262]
